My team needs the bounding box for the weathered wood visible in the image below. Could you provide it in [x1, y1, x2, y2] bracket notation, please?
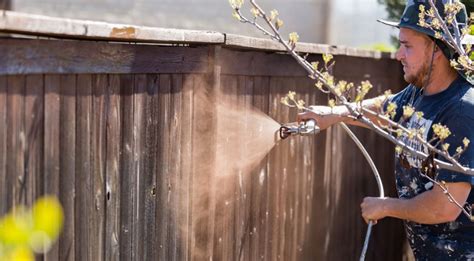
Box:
[6, 76, 25, 209]
[0, 76, 7, 215]
[58, 74, 76, 261]
[0, 39, 210, 75]
[168, 74, 183, 261]
[179, 74, 194, 261]
[225, 34, 394, 59]
[189, 74, 218, 260]
[90, 75, 107, 260]
[0, 11, 225, 44]
[43, 75, 60, 261]
[156, 73, 171, 260]
[24, 75, 43, 206]
[75, 74, 92, 261]
[105, 74, 121, 261]
[118, 74, 135, 261]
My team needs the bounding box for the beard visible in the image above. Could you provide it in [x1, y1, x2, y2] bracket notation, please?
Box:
[403, 51, 434, 88]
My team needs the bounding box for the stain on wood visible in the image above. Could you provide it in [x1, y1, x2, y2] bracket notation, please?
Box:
[110, 27, 137, 39]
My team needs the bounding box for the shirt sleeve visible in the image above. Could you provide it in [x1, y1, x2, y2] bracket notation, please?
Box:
[436, 105, 474, 184]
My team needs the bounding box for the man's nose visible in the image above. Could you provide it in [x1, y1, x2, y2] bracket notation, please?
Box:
[395, 48, 403, 61]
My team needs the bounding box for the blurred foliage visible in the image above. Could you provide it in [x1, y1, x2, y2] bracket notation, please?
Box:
[0, 196, 63, 261]
[377, 0, 474, 45]
[360, 43, 397, 52]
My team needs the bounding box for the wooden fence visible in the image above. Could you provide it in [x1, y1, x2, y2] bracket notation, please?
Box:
[0, 11, 408, 260]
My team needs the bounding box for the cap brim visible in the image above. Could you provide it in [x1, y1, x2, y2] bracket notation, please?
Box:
[377, 19, 400, 28]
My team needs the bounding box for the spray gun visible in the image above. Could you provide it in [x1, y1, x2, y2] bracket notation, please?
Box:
[279, 119, 320, 139]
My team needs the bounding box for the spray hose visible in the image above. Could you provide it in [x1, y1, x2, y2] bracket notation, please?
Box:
[280, 120, 385, 261]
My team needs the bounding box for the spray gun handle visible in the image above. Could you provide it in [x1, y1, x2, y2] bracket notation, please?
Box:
[298, 119, 320, 136]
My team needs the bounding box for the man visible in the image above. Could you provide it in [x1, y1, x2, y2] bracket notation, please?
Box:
[298, 0, 474, 259]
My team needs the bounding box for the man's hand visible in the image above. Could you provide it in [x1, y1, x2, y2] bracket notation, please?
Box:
[297, 105, 346, 130]
[360, 197, 388, 225]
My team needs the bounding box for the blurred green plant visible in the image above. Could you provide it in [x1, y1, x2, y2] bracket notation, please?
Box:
[359, 43, 397, 52]
[0, 196, 63, 261]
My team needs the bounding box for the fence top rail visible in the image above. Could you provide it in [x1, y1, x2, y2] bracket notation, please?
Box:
[0, 10, 395, 59]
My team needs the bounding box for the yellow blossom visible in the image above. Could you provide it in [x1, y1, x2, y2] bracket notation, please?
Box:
[442, 143, 450, 151]
[232, 10, 241, 21]
[463, 137, 470, 148]
[270, 9, 279, 21]
[229, 0, 244, 9]
[288, 32, 299, 45]
[432, 123, 451, 140]
[275, 18, 284, 29]
[311, 62, 319, 71]
[395, 146, 403, 154]
[328, 99, 336, 108]
[250, 7, 259, 17]
[287, 91, 296, 100]
[456, 146, 463, 154]
[315, 81, 323, 90]
[416, 111, 424, 120]
[323, 53, 333, 66]
[296, 99, 305, 110]
[403, 105, 415, 118]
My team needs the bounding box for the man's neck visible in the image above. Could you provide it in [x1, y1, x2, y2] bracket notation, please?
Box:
[423, 68, 458, 95]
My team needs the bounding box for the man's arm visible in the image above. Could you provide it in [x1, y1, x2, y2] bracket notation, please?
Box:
[361, 181, 471, 224]
[297, 96, 391, 130]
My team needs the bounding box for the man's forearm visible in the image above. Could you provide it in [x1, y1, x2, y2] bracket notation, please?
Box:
[334, 95, 390, 129]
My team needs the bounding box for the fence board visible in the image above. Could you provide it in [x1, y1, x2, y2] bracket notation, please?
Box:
[24, 75, 43, 207]
[0, 39, 210, 75]
[6, 75, 25, 209]
[105, 74, 121, 261]
[0, 76, 6, 215]
[43, 75, 60, 260]
[168, 74, 183, 261]
[118, 74, 135, 261]
[75, 74, 92, 261]
[59, 74, 76, 261]
[90, 74, 107, 260]
[179, 74, 194, 261]
[131, 74, 147, 260]
[142, 74, 159, 261]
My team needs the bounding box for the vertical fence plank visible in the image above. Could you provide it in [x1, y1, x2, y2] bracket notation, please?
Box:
[24, 75, 44, 207]
[179, 74, 194, 261]
[189, 73, 217, 260]
[156, 74, 170, 260]
[44, 75, 60, 260]
[59, 74, 76, 261]
[251, 76, 271, 261]
[90, 74, 107, 260]
[0, 76, 6, 215]
[142, 74, 158, 261]
[169, 74, 183, 261]
[132, 74, 147, 260]
[119, 74, 135, 261]
[6, 76, 25, 209]
[75, 74, 92, 261]
[105, 74, 121, 261]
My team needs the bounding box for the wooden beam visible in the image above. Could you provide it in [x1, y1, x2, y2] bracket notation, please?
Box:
[0, 10, 224, 44]
[0, 39, 211, 75]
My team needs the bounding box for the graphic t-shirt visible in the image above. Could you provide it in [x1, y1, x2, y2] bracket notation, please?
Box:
[389, 76, 474, 260]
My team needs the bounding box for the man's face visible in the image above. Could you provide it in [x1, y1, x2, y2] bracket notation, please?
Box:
[396, 28, 434, 87]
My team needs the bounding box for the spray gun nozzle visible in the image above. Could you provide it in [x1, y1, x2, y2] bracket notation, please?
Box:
[279, 119, 320, 140]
